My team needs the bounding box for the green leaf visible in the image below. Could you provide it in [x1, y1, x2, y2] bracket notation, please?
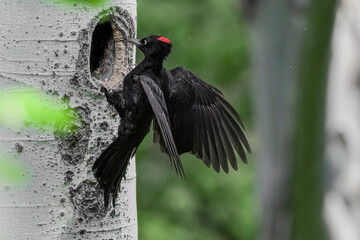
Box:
[49, 0, 109, 7]
[0, 89, 80, 134]
[0, 155, 28, 185]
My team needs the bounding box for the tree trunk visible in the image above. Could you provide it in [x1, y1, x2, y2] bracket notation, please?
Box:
[251, 1, 309, 239]
[325, 1, 360, 240]
[0, 0, 138, 239]
[248, 0, 336, 239]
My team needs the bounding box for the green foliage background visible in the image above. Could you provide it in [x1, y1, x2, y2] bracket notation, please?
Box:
[135, 0, 257, 239]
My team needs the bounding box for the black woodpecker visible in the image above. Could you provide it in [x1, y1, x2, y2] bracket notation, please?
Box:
[93, 35, 251, 208]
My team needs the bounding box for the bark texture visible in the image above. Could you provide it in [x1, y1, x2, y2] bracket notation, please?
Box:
[0, 0, 138, 239]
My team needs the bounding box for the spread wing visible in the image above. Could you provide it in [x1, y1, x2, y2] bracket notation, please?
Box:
[155, 67, 251, 173]
[139, 75, 185, 178]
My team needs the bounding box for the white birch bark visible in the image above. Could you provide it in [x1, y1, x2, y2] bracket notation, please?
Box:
[0, 0, 138, 239]
[325, 1, 360, 240]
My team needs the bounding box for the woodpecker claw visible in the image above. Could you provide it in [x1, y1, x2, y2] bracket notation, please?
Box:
[91, 77, 108, 95]
[133, 75, 140, 81]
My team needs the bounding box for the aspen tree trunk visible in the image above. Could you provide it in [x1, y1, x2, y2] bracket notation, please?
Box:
[0, 0, 138, 239]
[247, 0, 336, 239]
[251, 1, 308, 239]
[325, 1, 360, 240]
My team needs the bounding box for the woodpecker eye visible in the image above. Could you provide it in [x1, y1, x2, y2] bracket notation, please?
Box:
[142, 39, 147, 45]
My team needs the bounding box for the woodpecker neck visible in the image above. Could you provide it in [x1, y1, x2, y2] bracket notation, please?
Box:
[143, 54, 166, 72]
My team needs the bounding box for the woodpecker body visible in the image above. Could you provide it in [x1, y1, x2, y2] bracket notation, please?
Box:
[93, 35, 251, 208]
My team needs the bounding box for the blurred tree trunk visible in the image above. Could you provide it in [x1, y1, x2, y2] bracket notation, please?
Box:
[239, 0, 336, 239]
[252, 1, 303, 239]
[292, 1, 336, 239]
[325, 1, 360, 240]
[0, 0, 138, 239]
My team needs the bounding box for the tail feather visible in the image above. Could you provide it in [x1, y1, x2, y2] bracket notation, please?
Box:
[92, 138, 132, 208]
[111, 151, 132, 206]
[93, 138, 120, 177]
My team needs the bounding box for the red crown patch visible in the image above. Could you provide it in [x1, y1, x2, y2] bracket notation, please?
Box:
[157, 37, 171, 44]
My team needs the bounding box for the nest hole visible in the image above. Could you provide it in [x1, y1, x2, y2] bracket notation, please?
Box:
[90, 20, 115, 80]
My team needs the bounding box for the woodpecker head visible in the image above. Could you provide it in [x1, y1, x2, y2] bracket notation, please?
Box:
[128, 35, 172, 59]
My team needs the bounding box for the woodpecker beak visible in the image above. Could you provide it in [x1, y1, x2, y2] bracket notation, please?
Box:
[127, 38, 142, 47]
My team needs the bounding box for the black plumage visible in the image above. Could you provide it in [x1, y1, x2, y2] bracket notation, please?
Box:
[93, 35, 251, 208]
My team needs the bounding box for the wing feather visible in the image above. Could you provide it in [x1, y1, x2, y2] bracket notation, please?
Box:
[139, 75, 185, 178]
[215, 105, 238, 170]
[196, 85, 221, 172]
[208, 105, 229, 173]
[219, 106, 248, 163]
[217, 95, 246, 130]
[212, 104, 237, 171]
[163, 67, 251, 173]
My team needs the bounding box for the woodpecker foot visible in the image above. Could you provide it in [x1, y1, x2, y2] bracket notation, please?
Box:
[132, 75, 140, 81]
[91, 77, 106, 92]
